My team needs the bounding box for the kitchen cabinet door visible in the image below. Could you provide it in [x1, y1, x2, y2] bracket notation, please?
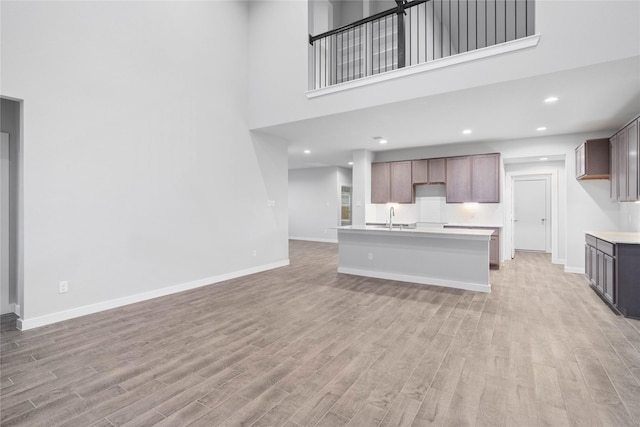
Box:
[490, 235, 499, 266]
[428, 158, 446, 183]
[575, 144, 586, 178]
[411, 160, 429, 184]
[610, 135, 618, 201]
[603, 253, 615, 304]
[446, 156, 472, 203]
[617, 129, 628, 201]
[390, 161, 413, 203]
[589, 245, 598, 287]
[371, 162, 390, 204]
[471, 154, 500, 203]
[626, 119, 638, 201]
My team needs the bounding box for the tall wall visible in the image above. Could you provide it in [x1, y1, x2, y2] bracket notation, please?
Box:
[1, 1, 289, 328]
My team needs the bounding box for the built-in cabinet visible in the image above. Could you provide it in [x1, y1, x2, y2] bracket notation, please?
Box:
[371, 161, 413, 204]
[412, 158, 446, 185]
[585, 233, 640, 318]
[610, 115, 639, 202]
[446, 153, 500, 203]
[372, 153, 500, 204]
[390, 161, 413, 203]
[585, 234, 614, 304]
[575, 138, 609, 180]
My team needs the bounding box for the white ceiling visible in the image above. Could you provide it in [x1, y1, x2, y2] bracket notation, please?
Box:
[255, 57, 640, 169]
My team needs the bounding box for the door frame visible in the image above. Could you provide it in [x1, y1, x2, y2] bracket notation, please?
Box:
[0, 96, 24, 319]
[1, 133, 10, 315]
[505, 169, 559, 263]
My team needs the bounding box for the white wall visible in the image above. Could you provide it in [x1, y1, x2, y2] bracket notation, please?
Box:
[619, 202, 640, 232]
[1, 1, 289, 328]
[372, 132, 620, 273]
[288, 166, 351, 242]
[249, 1, 640, 129]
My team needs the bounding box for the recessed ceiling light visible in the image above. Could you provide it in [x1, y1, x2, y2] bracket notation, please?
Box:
[379, 139, 388, 144]
[462, 129, 472, 135]
[348, 161, 354, 165]
[537, 126, 547, 131]
[539, 157, 548, 161]
[303, 149, 311, 154]
[544, 96, 559, 103]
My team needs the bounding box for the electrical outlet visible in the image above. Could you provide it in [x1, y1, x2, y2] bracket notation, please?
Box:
[252, 249, 257, 257]
[58, 281, 69, 294]
[368, 252, 373, 260]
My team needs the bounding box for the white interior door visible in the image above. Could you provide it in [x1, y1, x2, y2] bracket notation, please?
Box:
[1, 132, 10, 314]
[514, 179, 547, 251]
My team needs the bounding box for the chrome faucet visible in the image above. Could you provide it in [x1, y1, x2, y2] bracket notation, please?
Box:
[389, 206, 395, 229]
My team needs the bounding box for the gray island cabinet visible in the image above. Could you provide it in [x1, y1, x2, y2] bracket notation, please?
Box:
[585, 232, 640, 319]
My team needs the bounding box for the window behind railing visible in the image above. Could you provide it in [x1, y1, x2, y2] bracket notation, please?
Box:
[309, 0, 535, 90]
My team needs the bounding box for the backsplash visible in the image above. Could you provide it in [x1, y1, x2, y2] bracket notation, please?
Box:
[367, 195, 504, 226]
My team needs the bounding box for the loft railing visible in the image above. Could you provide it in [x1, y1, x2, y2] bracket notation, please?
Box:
[309, 0, 535, 90]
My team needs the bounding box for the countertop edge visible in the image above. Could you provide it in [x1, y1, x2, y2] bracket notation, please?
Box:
[585, 231, 640, 245]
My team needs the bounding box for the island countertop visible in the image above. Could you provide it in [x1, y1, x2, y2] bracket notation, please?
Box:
[338, 225, 494, 240]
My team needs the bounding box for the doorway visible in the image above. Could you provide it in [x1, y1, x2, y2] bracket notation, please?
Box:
[1, 97, 22, 317]
[511, 174, 552, 256]
[514, 178, 547, 251]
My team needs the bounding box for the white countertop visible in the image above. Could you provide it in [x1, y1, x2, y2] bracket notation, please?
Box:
[338, 225, 494, 239]
[444, 223, 504, 228]
[586, 231, 640, 245]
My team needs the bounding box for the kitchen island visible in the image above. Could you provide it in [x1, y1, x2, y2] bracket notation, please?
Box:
[337, 226, 494, 292]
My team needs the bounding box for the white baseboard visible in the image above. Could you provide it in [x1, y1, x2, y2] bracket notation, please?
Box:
[337, 267, 491, 293]
[564, 266, 584, 274]
[289, 236, 338, 244]
[17, 259, 290, 331]
[552, 257, 566, 265]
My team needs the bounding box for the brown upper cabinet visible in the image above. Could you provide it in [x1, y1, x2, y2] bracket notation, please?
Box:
[371, 161, 413, 203]
[373, 153, 499, 204]
[390, 161, 413, 203]
[371, 162, 391, 203]
[610, 116, 639, 202]
[412, 158, 446, 185]
[575, 138, 610, 180]
[446, 153, 500, 203]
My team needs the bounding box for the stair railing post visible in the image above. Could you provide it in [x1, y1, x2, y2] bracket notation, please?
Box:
[395, 0, 406, 69]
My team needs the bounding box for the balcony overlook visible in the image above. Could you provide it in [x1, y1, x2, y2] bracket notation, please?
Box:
[309, 0, 536, 92]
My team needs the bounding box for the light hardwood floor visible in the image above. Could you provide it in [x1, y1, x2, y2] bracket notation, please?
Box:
[1, 240, 640, 426]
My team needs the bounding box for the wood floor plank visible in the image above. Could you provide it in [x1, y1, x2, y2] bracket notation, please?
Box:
[1, 244, 639, 426]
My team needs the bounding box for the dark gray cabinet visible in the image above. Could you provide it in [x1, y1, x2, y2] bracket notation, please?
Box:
[585, 233, 640, 317]
[446, 153, 500, 203]
[575, 138, 609, 180]
[610, 115, 639, 202]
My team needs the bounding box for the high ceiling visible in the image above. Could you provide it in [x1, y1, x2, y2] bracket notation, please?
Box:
[255, 57, 640, 169]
